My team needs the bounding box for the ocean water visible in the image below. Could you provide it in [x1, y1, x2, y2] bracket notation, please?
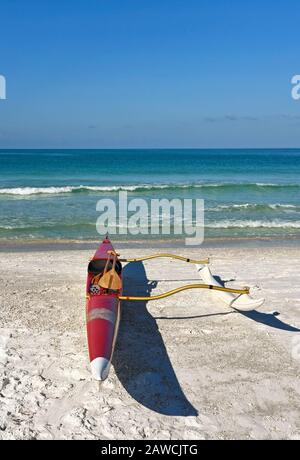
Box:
[0, 149, 300, 243]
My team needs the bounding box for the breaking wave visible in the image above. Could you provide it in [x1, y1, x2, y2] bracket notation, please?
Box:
[206, 220, 300, 228]
[209, 203, 300, 212]
[0, 182, 300, 196]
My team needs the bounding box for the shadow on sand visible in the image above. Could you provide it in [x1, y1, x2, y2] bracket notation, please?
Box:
[239, 310, 300, 332]
[113, 261, 198, 416]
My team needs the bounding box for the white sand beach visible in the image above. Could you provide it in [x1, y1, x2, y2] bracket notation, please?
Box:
[1, 245, 300, 439]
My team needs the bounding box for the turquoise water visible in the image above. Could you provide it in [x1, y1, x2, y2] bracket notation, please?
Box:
[0, 149, 300, 242]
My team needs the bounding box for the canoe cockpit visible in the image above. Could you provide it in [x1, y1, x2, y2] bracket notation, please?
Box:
[88, 259, 122, 275]
[88, 258, 122, 295]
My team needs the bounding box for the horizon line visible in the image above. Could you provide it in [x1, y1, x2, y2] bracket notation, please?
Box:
[0, 147, 300, 151]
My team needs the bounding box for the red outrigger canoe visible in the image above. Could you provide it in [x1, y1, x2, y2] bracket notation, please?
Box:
[86, 238, 264, 381]
[86, 237, 122, 380]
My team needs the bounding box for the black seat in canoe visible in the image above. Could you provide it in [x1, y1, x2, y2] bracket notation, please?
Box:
[88, 259, 122, 275]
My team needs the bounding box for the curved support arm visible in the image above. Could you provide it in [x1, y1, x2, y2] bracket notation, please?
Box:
[119, 253, 209, 264]
[119, 283, 249, 302]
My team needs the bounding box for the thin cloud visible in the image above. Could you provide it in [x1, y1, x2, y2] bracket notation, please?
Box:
[203, 115, 258, 123]
[276, 114, 300, 120]
[203, 114, 300, 123]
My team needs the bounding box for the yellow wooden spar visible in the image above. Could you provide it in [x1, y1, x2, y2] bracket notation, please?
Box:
[92, 251, 209, 290]
[119, 283, 249, 302]
[119, 253, 209, 264]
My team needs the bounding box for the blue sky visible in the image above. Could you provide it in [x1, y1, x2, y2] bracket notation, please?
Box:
[0, 0, 300, 148]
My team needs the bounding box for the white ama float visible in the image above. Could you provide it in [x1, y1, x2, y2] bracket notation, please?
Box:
[196, 265, 265, 311]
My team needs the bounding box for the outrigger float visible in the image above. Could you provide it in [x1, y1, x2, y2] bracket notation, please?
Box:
[86, 237, 264, 380]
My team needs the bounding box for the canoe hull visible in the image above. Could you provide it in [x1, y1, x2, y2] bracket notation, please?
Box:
[86, 238, 122, 380]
